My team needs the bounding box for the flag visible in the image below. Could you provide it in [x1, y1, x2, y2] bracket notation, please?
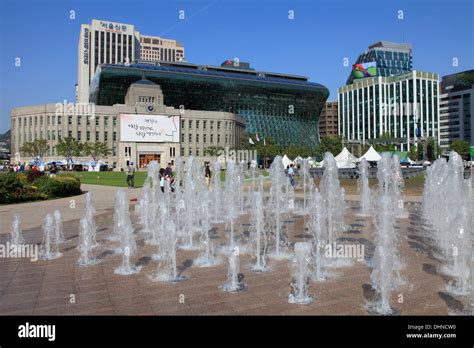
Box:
[249, 137, 255, 145]
[256, 133, 260, 142]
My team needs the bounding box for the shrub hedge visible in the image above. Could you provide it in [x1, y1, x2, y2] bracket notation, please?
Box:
[0, 171, 81, 204]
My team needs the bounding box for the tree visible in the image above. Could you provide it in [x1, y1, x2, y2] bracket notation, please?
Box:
[373, 132, 397, 152]
[203, 145, 225, 157]
[449, 139, 470, 158]
[20, 139, 49, 162]
[319, 136, 343, 156]
[426, 137, 441, 161]
[240, 133, 279, 167]
[409, 145, 418, 161]
[83, 142, 111, 163]
[56, 137, 84, 169]
[283, 144, 314, 159]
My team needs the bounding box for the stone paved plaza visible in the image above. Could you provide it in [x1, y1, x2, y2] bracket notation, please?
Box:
[0, 184, 470, 316]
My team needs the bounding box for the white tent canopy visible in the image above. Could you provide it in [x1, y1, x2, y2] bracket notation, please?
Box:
[293, 156, 304, 165]
[358, 146, 382, 162]
[334, 147, 358, 169]
[281, 155, 294, 168]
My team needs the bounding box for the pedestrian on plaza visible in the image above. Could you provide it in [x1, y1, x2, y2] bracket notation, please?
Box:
[164, 162, 173, 179]
[204, 162, 211, 187]
[126, 162, 135, 188]
[159, 168, 166, 193]
[288, 163, 295, 189]
[50, 162, 58, 176]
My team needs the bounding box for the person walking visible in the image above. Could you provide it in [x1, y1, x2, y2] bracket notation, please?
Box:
[204, 162, 211, 187]
[164, 163, 173, 178]
[50, 162, 58, 177]
[126, 162, 135, 188]
[288, 163, 295, 189]
[159, 168, 166, 193]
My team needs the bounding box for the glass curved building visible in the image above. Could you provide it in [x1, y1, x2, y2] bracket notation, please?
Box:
[90, 61, 329, 147]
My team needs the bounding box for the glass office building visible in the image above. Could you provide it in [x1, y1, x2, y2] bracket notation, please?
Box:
[338, 71, 439, 151]
[346, 41, 413, 85]
[90, 61, 329, 147]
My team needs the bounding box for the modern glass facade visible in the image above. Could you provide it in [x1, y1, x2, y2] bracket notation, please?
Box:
[347, 41, 413, 85]
[89, 62, 329, 147]
[338, 71, 439, 151]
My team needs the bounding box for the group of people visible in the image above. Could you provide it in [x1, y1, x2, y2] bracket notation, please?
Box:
[1, 162, 37, 172]
[0, 161, 59, 175]
[126, 162, 175, 192]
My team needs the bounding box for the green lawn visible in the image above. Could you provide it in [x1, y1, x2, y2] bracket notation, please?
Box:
[71, 168, 270, 188]
[70, 171, 148, 188]
[69, 170, 425, 194]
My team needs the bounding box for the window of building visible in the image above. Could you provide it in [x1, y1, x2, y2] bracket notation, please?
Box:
[87, 131, 91, 141]
[58, 116, 62, 125]
[217, 121, 221, 130]
[189, 133, 192, 142]
[203, 120, 207, 129]
[96, 118, 99, 126]
[196, 134, 199, 142]
[105, 117, 109, 126]
[78, 131, 81, 140]
[78, 116, 82, 125]
[96, 132, 99, 141]
[217, 134, 220, 143]
[188, 120, 192, 129]
[113, 117, 117, 126]
[203, 134, 207, 143]
[210, 134, 214, 143]
[68, 116, 72, 125]
[113, 131, 117, 141]
[196, 120, 199, 129]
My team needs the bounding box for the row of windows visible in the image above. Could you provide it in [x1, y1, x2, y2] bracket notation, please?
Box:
[181, 132, 233, 144]
[141, 48, 177, 61]
[93, 31, 132, 69]
[181, 119, 234, 131]
[138, 96, 155, 103]
[15, 115, 118, 127]
[18, 129, 118, 142]
[45, 144, 117, 156]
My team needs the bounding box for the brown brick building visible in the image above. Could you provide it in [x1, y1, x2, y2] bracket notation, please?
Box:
[318, 101, 338, 137]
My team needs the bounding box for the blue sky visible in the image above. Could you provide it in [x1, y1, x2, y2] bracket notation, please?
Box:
[0, 0, 472, 133]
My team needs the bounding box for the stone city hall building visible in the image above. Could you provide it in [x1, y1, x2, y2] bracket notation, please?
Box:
[11, 79, 245, 169]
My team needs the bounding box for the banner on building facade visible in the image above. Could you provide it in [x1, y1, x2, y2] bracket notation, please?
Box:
[120, 114, 180, 143]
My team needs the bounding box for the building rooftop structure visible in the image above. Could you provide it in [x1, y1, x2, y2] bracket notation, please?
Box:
[90, 60, 329, 147]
